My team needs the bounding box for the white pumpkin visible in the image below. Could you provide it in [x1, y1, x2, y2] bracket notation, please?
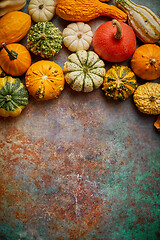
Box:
[62, 22, 93, 52]
[63, 50, 106, 92]
[28, 0, 56, 22]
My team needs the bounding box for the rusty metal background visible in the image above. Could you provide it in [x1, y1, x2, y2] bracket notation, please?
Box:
[0, 0, 160, 239]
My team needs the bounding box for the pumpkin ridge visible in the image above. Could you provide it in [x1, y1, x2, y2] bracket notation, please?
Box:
[82, 74, 87, 92]
[86, 73, 95, 90]
[76, 52, 85, 67]
[69, 72, 84, 88]
[67, 59, 82, 69]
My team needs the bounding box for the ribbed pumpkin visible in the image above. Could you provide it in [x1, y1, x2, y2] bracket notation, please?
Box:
[0, 76, 28, 117]
[63, 50, 106, 92]
[131, 44, 160, 80]
[102, 65, 137, 101]
[0, 11, 31, 48]
[25, 60, 65, 101]
[0, 43, 31, 77]
[27, 21, 62, 58]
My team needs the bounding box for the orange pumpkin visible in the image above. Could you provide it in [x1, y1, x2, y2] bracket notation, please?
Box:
[0, 43, 31, 76]
[25, 60, 65, 101]
[131, 44, 160, 80]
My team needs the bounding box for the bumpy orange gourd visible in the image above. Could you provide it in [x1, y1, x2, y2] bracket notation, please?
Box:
[56, 0, 127, 22]
[131, 44, 160, 80]
[25, 60, 65, 101]
[0, 11, 31, 48]
[0, 43, 31, 76]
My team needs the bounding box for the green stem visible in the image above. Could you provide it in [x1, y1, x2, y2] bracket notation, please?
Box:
[2, 43, 18, 61]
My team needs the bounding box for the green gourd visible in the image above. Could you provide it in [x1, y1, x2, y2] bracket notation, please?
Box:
[0, 76, 28, 117]
[27, 21, 62, 58]
[102, 65, 137, 101]
[63, 50, 106, 92]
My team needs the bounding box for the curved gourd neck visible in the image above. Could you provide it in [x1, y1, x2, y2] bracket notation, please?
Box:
[116, 0, 136, 11]
[2, 43, 18, 61]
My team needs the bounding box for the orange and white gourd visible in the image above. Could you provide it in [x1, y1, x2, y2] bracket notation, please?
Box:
[62, 22, 93, 52]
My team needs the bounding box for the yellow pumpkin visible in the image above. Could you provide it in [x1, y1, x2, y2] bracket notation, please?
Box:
[25, 60, 65, 101]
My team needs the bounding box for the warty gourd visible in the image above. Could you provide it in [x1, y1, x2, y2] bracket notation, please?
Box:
[56, 0, 127, 22]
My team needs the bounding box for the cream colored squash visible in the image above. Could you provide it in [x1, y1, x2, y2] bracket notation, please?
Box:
[28, 0, 56, 22]
[63, 50, 106, 92]
[0, 0, 26, 17]
[62, 22, 93, 52]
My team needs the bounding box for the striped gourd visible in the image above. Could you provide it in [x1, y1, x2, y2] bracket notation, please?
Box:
[0, 76, 28, 117]
[102, 65, 137, 101]
[115, 0, 160, 43]
[63, 50, 106, 92]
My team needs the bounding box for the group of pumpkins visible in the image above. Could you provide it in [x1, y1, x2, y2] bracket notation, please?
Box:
[0, 0, 160, 130]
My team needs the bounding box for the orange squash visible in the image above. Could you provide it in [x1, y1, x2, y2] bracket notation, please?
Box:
[0, 43, 31, 76]
[0, 11, 31, 48]
[131, 44, 160, 80]
[25, 60, 65, 101]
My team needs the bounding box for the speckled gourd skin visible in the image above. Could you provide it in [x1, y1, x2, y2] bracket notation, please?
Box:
[63, 50, 106, 92]
[0, 76, 28, 117]
[115, 0, 160, 43]
[133, 83, 160, 115]
[27, 22, 62, 58]
[102, 65, 137, 101]
[56, 0, 127, 22]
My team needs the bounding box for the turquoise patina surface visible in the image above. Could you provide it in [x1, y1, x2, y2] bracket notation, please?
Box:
[0, 0, 160, 239]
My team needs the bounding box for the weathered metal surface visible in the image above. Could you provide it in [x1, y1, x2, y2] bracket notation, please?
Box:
[0, 0, 160, 239]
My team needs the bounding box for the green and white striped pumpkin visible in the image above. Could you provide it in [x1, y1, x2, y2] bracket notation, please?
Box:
[0, 76, 28, 117]
[27, 21, 62, 58]
[63, 50, 106, 92]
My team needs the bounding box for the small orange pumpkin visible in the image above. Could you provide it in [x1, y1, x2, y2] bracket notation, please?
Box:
[131, 44, 160, 80]
[25, 60, 65, 101]
[0, 43, 31, 76]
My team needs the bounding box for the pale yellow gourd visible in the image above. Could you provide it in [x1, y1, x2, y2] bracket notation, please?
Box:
[63, 22, 93, 52]
[28, 0, 56, 22]
[0, 0, 26, 17]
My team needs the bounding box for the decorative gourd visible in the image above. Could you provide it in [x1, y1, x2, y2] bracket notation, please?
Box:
[28, 0, 56, 22]
[63, 50, 106, 92]
[0, 67, 6, 78]
[0, 76, 28, 117]
[131, 44, 160, 81]
[25, 60, 65, 101]
[27, 22, 62, 58]
[0, 0, 26, 17]
[56, 0, 127, 22]
[62, 22, 93, 52]
[0, 43, 31, 77]
[115, 0, 160, 43]
[133, 83, 160, 115]
[154, 115, 160, 131]
[102, 65, 137, 101]
[92, 19, 136, 62]
[0, 11, 31, 48]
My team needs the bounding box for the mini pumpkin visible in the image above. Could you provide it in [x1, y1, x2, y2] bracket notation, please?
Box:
[131, 44, 160, 80]
[28, 0, 56, 22]
[133, 83, 160, 115]
[25, 60, 65, 101]
[27, 21, 62, 58]
[102, 65, 137, 101]
[0, 76, 28, 117]
[0, 43, 31, 77]
[62, 22, 93, 52]
[63, 50, 106, 92]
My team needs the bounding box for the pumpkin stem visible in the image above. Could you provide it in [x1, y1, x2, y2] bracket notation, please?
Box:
[112, 19, 122, 39]
[150, 95, 156, 101]
[2, 43, 18, 61]
[39, 4, 44, 9]
[149, 58, 156, 65]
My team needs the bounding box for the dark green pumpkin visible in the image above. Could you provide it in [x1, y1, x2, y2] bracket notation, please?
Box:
[102, 65, 137, 101]
[27, 21, 62, 58]
[0, 76, 28, 117]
